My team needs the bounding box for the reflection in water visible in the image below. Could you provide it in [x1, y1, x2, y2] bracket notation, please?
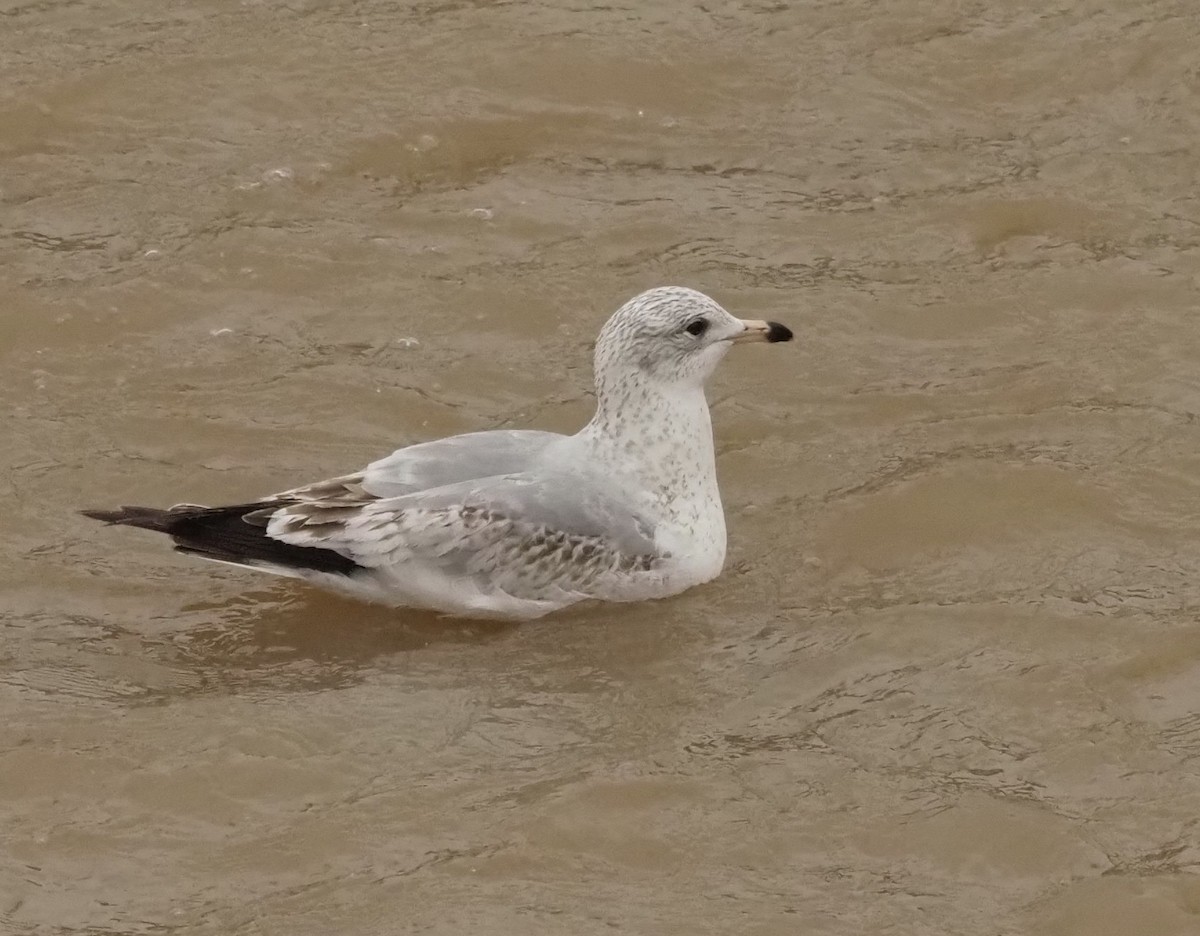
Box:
[167, 589, 521, 695]
[0, 588, 519, 705]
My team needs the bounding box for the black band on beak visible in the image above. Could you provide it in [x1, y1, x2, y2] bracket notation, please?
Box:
[765, 322, 793, 343]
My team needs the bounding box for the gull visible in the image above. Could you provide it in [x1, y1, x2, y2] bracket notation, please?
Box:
[83, 287, 792, 620]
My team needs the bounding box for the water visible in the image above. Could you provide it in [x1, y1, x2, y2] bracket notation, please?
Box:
[3, 1, 1200, 933]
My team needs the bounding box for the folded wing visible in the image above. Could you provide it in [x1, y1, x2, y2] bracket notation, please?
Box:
[260, 469, 663, 602]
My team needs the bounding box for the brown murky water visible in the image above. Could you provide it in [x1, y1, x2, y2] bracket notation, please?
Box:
[4, 1, 1200, 933]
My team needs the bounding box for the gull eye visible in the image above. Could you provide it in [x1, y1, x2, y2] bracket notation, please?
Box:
[684, 318, 709, 337]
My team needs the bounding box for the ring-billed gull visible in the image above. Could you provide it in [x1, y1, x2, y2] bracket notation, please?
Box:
[83, 286, 792, 620]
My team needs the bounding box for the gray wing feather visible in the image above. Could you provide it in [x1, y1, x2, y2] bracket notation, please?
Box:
[380, 471, 658, 557]
[262, 469, 660, 597]
[361, 430, 566, 497]
[256, 430, 661, 600]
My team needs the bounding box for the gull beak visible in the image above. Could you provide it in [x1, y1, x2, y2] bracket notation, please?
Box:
[731, 319, 794, 344]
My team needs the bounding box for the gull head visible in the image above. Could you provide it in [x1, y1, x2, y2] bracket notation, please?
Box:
[593, 286, 792, 391]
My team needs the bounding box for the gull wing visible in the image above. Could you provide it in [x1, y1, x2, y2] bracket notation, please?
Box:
[259, 469, 663, 601]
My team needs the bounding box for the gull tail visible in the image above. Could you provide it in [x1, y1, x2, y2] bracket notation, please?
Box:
[80, 503, 362, 576]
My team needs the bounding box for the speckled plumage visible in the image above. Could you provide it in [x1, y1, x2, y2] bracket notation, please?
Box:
[82, 287, 792, 620]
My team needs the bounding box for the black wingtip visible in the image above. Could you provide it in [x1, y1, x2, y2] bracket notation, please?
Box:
[81, 507, 124, 523]
[82, 502, 363, 576]
[765, 321, 793, 343]
[80, 505, 176, 532]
